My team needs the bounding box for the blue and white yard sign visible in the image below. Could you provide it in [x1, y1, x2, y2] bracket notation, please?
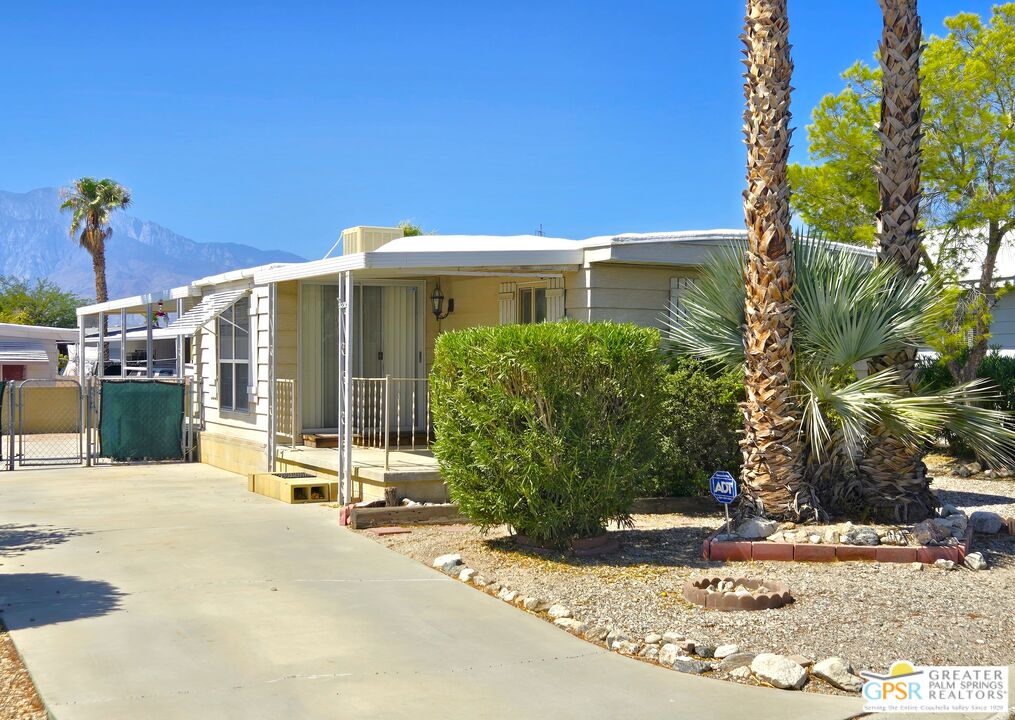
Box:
[709, 471, 738, 505]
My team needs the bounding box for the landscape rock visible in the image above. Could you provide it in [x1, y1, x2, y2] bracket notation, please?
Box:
[822, 529, 840, 545]
[729, 666, 753, 679]
[938, 503, 961, 518]
[606, 630, 629, 649]
[498, 588, 518, 602]
[659, 643, 683, 666]
[736, 517, 779, 539]
[787, 654, 813, 668]
[584, 625, 610, 642]
[672, 658, 712, 674]
[643, 633, 662, 645]
[553, 618, 587, 633]
[912, 519, 951, 545]
[546, 604, 572, 619]
[522, 597, 542, 610]
[432, 553, 462, 573]
[808, 534, 822, 544]
[844, 526, 881, 546]
[640, 645, 659, 659]
[813, 657, 863, 692]
[677, 639, 698, 653]
[486, 582, 503, 593]
[964, 461, 982, 475]
[934, 559, 956, 570]
[719, 652, 756, 671]
[910, 562, 924, 571]
[713, 644, 740, 660]
[969, 511, 1006, 534]
[750, 653, 808, 690]
[964, 551, 988, 571]
[694, 645, 716, 658]
[614, 641, 640, 655]
[458, 567, 476, 582]
[661, 631, 684, 644]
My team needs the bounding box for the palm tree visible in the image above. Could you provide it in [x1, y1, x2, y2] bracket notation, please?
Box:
[60, 178, 132, 304]
[858, 0, 933, 520]
[665, 238, 1015, 520]
[739, 0, 815, 520]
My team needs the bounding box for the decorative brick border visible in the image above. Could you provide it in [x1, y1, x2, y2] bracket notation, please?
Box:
[703, 527, 973, 564]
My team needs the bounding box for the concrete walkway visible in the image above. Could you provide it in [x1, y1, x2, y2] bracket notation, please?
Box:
[0, 463, 863, 720]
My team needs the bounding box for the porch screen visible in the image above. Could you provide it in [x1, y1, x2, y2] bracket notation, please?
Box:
[301, 284, 339, 429]
[98, 380, 185, 460]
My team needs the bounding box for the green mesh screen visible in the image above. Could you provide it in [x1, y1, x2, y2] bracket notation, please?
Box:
[98, 381, 184, 461]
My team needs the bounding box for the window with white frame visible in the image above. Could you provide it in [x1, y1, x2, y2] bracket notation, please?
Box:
[518, 284, 548, 324]
[218, 296, 250, 412]
[669, 277, 696, 326]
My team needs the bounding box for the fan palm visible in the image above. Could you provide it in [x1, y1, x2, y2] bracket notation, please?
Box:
[739, 0, 813, 521]
[60, 178, 132, 304]
[665, 238, 1015, 521]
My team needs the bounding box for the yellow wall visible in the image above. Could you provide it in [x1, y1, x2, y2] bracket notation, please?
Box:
[0, 385, 82, 434]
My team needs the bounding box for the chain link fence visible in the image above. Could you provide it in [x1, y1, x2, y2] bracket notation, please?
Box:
[1, 377, 197, 469]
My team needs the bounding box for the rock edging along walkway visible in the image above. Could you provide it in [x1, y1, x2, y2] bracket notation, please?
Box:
[429, 553, 865, 694]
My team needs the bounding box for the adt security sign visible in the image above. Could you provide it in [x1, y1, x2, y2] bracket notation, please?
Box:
[710, 471, 738, 505]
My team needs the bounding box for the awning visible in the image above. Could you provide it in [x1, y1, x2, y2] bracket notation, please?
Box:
[164, 288, 249, 336]
[0, 340, 49, 364]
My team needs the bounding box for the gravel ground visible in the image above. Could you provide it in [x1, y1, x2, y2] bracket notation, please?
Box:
[0, 621, 45, 720]
[365, 457, 1015, 695]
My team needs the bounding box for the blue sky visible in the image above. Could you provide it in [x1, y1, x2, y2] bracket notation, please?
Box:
[0, 1, 997, 257]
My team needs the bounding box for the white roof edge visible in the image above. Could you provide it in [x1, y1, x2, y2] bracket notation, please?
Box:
[0, 323, 79, 341]
[76, 285, 200, 317]
[254, 253, 368, 284]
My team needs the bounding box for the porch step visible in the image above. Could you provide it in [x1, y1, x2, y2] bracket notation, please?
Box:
[248, 471, 338, 504]
[302, 433, 338, 448]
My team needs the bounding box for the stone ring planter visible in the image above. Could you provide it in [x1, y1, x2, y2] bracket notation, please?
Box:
[682, 576, 793, 611]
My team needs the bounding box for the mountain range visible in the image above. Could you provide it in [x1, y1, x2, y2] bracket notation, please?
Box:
[0, 187, 306, 299]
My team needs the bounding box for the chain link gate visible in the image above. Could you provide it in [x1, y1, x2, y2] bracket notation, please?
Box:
[6, 378, 84, 468]
[86, 378, 196, 465]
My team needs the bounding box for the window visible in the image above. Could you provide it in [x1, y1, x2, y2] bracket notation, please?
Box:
[218, 296, 250, 412]
[669, 277, 696, 327]
[519, 286, 547, 324]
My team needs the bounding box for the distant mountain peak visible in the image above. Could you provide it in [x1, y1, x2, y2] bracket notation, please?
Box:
[0, 187, 305, 299]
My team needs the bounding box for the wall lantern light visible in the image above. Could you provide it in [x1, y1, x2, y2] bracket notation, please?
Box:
[431, 282, 454, 321]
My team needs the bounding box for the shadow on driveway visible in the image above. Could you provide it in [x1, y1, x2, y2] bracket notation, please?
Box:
[0, 573, 124, 629]
[0, 524, 89, 558]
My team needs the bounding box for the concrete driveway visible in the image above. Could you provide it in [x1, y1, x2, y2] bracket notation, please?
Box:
[0, 463, 863, 720]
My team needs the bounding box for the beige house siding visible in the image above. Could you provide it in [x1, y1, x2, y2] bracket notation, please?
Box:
[567, 264, 698, 328]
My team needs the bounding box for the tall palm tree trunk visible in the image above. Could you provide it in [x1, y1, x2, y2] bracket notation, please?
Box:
[857, 0, 936, 522]
[740, 0, 817, 521]
[90, 233, 109, 304]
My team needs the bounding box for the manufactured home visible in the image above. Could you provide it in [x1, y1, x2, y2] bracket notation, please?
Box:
[0, 322, 77, 381]
[76, 225, 752, 503]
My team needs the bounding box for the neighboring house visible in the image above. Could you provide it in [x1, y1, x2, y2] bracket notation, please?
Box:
[76, 225, 758, 502]
[0, 322, 77, 381]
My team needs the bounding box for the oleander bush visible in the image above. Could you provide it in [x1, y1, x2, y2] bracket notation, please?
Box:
[644, 356, 744, 497]
[430, 321, 663, 547]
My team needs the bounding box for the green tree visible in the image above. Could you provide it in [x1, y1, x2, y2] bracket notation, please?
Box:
[60, 178, 132, 304]
[0, 276, 84, 328]
[397, 220, 427, 236]
[789, 5, 1015, 383]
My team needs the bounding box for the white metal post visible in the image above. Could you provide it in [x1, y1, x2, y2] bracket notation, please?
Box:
[176, 299, 185, 378]
[120, 309, 127, 378]
[267, 284, 277, 472]
[383, 374, 390, 470]
[97, 312, 105, 377]
[145, 303, 153, 378]
[338, 271, 354, 505]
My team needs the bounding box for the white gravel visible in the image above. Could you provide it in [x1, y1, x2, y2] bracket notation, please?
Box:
[363, 457, 1015, 695]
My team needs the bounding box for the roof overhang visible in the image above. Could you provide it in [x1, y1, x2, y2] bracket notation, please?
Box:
[0, 340, 50, 363]
[76, 285, 200, 317]
[254, 250, 584, 284]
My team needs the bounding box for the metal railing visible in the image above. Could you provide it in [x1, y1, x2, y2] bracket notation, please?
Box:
[274, 378, 298, 449]
[352, 376, 431, 469]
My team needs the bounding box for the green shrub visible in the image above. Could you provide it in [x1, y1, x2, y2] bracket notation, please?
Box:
[644, 357, 744, 497]
[430, 321, 663, 546]
[918, 349, 1015, 458]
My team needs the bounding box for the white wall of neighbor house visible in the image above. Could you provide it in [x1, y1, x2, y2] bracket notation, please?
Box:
[985, 289, 1015, 351]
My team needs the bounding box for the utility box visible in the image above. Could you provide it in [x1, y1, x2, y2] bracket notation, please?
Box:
[341, 226, 404, 255]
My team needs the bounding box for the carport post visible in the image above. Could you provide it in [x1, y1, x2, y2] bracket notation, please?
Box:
[97, 312, 105, 377]
[175, 299, 185, 378]
[120, 309, 127, 378]
[145, 302, 153, 378]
